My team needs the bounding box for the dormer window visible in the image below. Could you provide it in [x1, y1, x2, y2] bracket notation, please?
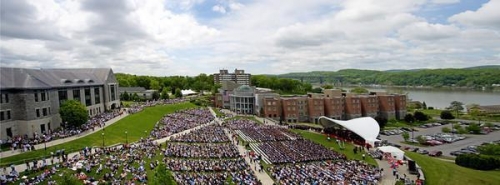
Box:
[75, 79, 85, 83]
[86, 79, 94, 83]
[61, 79, 73, 84]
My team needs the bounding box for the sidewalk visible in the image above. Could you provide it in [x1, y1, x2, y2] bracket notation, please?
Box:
[0, 111, 129, 159]
[376, 157, 420, 185]
[223, 128, 274, 185]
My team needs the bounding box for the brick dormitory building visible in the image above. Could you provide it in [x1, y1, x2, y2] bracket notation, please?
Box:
[214, 83, 407, 124]
[0, 67, 120, 140]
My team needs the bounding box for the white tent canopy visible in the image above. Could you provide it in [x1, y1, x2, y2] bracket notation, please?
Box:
[181, 89, 197, 96]
[378, 146, 405, 160]
[318, 116, 380, 146]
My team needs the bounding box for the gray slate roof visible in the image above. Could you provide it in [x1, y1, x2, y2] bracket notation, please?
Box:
[118, 87, 147, 93]
[0, 67, 113, 90]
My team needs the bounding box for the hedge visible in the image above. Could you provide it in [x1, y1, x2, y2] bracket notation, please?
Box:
[455, 154, 500, 170]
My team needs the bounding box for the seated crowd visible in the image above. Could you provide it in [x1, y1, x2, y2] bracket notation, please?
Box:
[269, 161, 381, 185]
[173, 170, 259, 185]
[239, 127, 301, 142]
[3, 110, 124, 153]
[257, 140, 346, 164]
[170, 125, 229, 143]
[164, 143, 239, 158]
[150, 108, 214, 139]
[164, 158, 249, 172]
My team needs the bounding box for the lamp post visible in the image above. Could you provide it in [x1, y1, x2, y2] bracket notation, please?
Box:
[125, 131, 128, 144]
[101, 132, 105, 148]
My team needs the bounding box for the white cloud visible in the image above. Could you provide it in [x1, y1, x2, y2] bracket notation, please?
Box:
[2, 0, 500, 76]
[431, 0, 460, 4]
[449, 0, 500, 29]
[398, 22, 460, 41]
[212, 5, 226, 14]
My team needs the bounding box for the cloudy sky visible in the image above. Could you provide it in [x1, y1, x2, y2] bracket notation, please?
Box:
[1, 0, 499, 76]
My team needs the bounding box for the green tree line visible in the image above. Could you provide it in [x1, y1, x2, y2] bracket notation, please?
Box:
[117, 73, 313, 95]
[278, 68, 500, 88]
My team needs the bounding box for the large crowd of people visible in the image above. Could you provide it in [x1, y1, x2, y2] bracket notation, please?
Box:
[2, 110, 124, 153]
[165, 143, 239, 158]
[256, 140, 346, 164]
[170, 125, 229, 143]
[239, 127, 301, 142]
[150, 108, 214, 139]
[269, 161, 382, 185]
[2, 107, 385, 185]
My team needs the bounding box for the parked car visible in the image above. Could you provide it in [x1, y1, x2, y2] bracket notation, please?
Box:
[428, 150, 443, 157]
[417, 150, 429, 155]
[411, 148, 420, 152]
[450, 151, 463, 156]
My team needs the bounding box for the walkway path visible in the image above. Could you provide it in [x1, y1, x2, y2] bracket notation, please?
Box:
[0, 111, 129, 159]
[376, 157, 422, 185]
[223, 128, 274, 185]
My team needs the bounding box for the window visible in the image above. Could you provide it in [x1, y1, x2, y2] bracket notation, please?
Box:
[58, 90, 68, 105]
[0, 94, 9, 104]
[43, 108, 47, 116]
[110, 85, 116, 101]
[73, 89, 81, 102]
[0, 112, 4, 121]
[34, 91, 39, 102]
[41, 91, 46, 101]
[84, 88, 91, 106]
[7, 110, 11, 120]
[94, 88, 100, 104]
[36, 109, 40, 118]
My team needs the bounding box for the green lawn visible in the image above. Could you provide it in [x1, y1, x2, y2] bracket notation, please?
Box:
[0, 102, 196, 166]
[291, 129, 378, 166]
[406, 152, 500, 185]
[211, 107, 225, 117]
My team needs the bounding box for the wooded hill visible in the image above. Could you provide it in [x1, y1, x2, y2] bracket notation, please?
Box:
[277, 66, 500, 88]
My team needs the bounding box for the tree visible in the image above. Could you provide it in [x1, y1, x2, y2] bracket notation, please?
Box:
[59, 100, 88, 128]
[350, 87, 369, 94]
[121, 91, 130, 101]
[422, 101, 427, 110]
[311, 87, 322, 93]
[374, 115, 388, 129]
[467, 123, 481, 134]
[174, 88, 183, 98]
[161, 88, 170, 99]
[402, 131, 410, 142]
[448, 101, 464, 118]
[150, 79, 161, 90]
[152, 91, 160, 100]
[416, 135, 426, 144]
[442, 127, 451, 133]
[321, 84, 334, 89]
[132, 93, 140, 101]
[152, 163, 175, 185]
[413, 111, 429, 122]
[440, 110, 455, 120]
[404, 114, 415, 123]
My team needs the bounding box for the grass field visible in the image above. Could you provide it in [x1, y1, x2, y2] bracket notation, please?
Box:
[291, 129, 378, 166]
[0, 102, 196, 166]
[406, 152, 500, 185]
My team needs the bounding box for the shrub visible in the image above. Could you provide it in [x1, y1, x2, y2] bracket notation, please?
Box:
[455, 154, 500, 170]
[442, 127, 451, 133]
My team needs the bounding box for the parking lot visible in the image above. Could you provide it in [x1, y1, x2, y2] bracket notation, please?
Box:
[380, 122, 500, 158]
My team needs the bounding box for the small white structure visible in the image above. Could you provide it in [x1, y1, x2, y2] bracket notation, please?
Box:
[318, 116, 380, 146]
[181, 89, 197, 96]
[378, 146, 405, 160]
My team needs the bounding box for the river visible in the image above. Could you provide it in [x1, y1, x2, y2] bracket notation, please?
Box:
[342, 87, 500, 109]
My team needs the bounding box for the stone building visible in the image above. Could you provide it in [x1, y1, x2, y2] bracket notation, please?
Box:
[0, 67, 120, 139]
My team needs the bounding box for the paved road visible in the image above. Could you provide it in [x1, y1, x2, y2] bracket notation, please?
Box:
[380, 123, 500, 158]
